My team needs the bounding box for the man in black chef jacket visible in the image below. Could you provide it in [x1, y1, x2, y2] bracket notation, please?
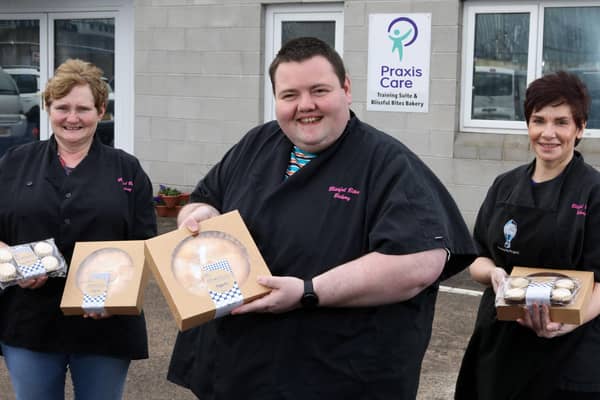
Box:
[167, 37, 476, 400]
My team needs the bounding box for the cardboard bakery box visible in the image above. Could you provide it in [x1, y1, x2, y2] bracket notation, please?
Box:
[60, 240, 148, 316]
[496, 266, 594, 325]
[144, 210, 272, 331]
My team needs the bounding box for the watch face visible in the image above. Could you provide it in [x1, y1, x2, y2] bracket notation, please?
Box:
[301, 292, 319, 308]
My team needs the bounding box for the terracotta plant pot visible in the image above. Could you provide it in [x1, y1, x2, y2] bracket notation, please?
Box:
[179, 192, 190, 205]
[160, 195, 180, 208]
[155, 205, 182, 218]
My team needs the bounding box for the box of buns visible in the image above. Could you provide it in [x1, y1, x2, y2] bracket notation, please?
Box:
[496, 266, 594, 325]
[60, 240, 148, 316]
[144, 210, 271, 331]
[0, 238, 67, 289]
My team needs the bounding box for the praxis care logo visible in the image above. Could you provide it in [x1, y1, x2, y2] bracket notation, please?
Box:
[387, 17, 418, 62]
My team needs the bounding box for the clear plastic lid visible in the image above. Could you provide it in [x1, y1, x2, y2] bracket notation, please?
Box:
[171, 231, 251, 296]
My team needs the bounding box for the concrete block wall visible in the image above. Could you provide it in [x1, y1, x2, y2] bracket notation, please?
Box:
[345, 0, 600, 228]
[134, 0, 264, 193]
[133, 0, 600, 228]
[133, 0, 490, 222]
[345, 0, 491, 228]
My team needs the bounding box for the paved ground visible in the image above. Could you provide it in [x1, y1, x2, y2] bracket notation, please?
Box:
[0, 217, 485, 399]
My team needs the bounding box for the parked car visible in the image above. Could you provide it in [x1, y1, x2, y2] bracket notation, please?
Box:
[472, 65, 519, 121]
[98, 76, 115, 146]
[0, 67, 29, 156]
[2, 65, 40, 117]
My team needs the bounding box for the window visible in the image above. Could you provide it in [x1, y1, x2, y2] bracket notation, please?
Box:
[10, 73, 38, 94]
[0, 1, 134, 157]
[264, 3, 344, 122]
[461, 3, 600, 137]
[50, 14, 117, 147]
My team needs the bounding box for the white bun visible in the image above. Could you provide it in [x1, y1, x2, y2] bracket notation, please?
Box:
[33, 242, 53, 257]
[41, 256, 59, 272]
[504, 287, 526, 301]
[509, 277, 529, 288]
[0, 262, 17, 281]
[0, 248, 13, 263]
[551, 288, 573, 302]
[554, 279, 576, 290]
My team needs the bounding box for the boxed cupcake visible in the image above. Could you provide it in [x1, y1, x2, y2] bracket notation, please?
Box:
[496, 266, 594, 325]
[144, 210, 272, 331]
[60, 240, 148, 316]
[0, 238, 67, 289]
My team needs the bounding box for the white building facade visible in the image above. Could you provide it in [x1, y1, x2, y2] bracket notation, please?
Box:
[2, 0, 600, 228]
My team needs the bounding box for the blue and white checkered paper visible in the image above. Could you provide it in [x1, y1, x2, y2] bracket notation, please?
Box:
[18, 259, 46, 279]
[202, 260, 243, 318]
[81, 273, 111, 314]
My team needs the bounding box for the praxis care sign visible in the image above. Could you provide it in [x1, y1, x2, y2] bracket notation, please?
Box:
[367, 14, 431, 113]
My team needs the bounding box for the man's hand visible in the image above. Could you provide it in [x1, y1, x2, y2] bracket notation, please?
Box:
[231, 276, 303, 314]
[177, 203, 220, 233]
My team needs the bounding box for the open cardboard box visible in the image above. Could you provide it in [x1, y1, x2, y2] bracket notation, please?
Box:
[496, 266, 594, 325]
[144, 210, 271, 331]
[60, 240, 148, 316]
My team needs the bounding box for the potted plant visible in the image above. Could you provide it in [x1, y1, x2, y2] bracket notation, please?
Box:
[179, 192, 190, 205]
[158, 185, 181, 208]
[154, 186, 185, 218]
[153, 196, 169, 217]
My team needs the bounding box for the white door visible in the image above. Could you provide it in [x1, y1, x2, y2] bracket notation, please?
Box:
[264, 4, 344, 122]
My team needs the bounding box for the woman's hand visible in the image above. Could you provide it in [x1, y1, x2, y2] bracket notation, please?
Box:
[517, 303, 577, 338]
[490, 267, 508, 293]
[469, 257, 508, 293]
[83, 311, 112, 320]
[2, 242, 48, 290]
[18, 275, 48, 290]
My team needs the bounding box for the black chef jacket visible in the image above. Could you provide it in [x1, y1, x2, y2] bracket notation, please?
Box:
[167, 113, 476, 399]
[0, 135, 156, 359]
[456, 151, 600, 399]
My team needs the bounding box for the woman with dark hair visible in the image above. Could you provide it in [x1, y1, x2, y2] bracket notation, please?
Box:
[455, 71, 600, 399]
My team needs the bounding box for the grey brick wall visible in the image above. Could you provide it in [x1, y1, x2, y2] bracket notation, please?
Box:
[134, 0, 600, 229]
[134, 0, 263, 190]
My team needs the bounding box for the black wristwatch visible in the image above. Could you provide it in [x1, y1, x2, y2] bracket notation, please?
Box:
[300, 279, 319, 309]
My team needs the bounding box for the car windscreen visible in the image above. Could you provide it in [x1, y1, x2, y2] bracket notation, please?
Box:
[0, 72, 19, 95]
[473, 72, 513, 97]
[9, 74, 37, 94]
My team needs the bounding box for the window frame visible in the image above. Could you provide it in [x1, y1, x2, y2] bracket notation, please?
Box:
[49, 10, 133, 151]
[461, 1, 600, 138]
[263, 3, 344, 123]
[0, 0, 134, 152]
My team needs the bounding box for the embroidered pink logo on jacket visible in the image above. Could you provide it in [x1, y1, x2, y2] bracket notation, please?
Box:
[571, 203, 587, 216]
[117, 177, 134, 192]
[328, 186, 361, 202]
